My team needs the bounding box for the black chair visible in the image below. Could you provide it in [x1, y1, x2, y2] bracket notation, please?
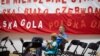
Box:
[74, 42, 88, 56]
[97, 41, 100, 45]
[9, 39, 18, 52]
[0, 36, 8, 51]
[0, 37, 8, 43]
[22, 41, 42, 56]
[22, 42, 32, 56]
[20, 38, 24, 44]
[19, 38, 24, 54]
[22, 37, 43, 56]
[85, 43, 99, 56]
[64, 40, 80, 56]
[32, 37, 43, 43]
[0, 37, 9, 56]
[32, 37, 43, 56]
[0, 51, 10, 56]
[9, 39, 22, 56]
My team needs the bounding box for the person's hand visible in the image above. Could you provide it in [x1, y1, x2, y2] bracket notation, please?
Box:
[58, 34, 62, 38]
[49, 44, 52, 49]
[46, 40, 49, 43]
[46, 40, 50, 45]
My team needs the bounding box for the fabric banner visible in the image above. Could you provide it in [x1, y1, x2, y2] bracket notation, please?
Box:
[0, 0, 100, 34]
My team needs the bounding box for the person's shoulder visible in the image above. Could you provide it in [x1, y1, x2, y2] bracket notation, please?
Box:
[53, 41, 57, 45]
[63, 32, 67, 34]
[63, 32, 68, 38]
[63, 32, 67, 36]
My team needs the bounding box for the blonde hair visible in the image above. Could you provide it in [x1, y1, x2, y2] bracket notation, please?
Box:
[51, 33, 57, 37]
[51, 33, 57, 40]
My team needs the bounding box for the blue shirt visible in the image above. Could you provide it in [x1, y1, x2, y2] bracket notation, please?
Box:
[57, 33, 68, 45]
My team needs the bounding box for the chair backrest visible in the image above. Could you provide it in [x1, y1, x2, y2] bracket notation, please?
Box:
[9, 39, 19, 53]
[23, 41, 42, 48]
[79, 42, 88, 49]
[0, 36, 8, 46]
[22, 42, 31, 55]
[23, 42, 31, 48]
[20, 38, 24, 44]
[1, 37, 8, 42]
[88, 43, 99, 50]
[67, 40, 80, 53]
[97, 41, 100, 45]
[31, 42, 42, 48]
[84, 43, 99, 56]
[32, 37, 43, 43]
[78, 42, 88, 55]
[0, 37, 8, 51]
[71, 40, 80, 45]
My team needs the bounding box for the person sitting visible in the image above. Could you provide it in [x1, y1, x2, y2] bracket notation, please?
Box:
[44, 33, 58, 55]
[57, 25, 68, 53]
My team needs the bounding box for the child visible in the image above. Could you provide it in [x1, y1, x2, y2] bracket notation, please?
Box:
[45, 33, 58, 55]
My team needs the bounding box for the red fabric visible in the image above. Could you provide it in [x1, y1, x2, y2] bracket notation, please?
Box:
[0, 14, 100, 34]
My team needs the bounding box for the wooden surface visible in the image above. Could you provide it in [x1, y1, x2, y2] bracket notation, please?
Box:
[9, 54, 19, 56]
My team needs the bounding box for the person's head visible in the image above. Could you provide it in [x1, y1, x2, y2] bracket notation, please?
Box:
[51, 33, 57, 41]
[59, 25, 65, 33]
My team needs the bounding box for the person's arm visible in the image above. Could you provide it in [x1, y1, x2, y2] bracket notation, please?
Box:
[58, 33, 69, 43]
[48, 42, 57, 49]
[51, 42, 57, 48]
[47, 43, 54, 49]
[46, 40, 51, 49]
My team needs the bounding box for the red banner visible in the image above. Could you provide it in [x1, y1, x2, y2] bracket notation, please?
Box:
[0, 14, 100, 34]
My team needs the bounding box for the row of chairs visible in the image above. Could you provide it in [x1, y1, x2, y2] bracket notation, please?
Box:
[16, 38, 100, 56]
[45, 40, 100, 56]
[0, 37, 43, 56]
[64, 40, 100, 56]
[0, 37, 100, 56]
